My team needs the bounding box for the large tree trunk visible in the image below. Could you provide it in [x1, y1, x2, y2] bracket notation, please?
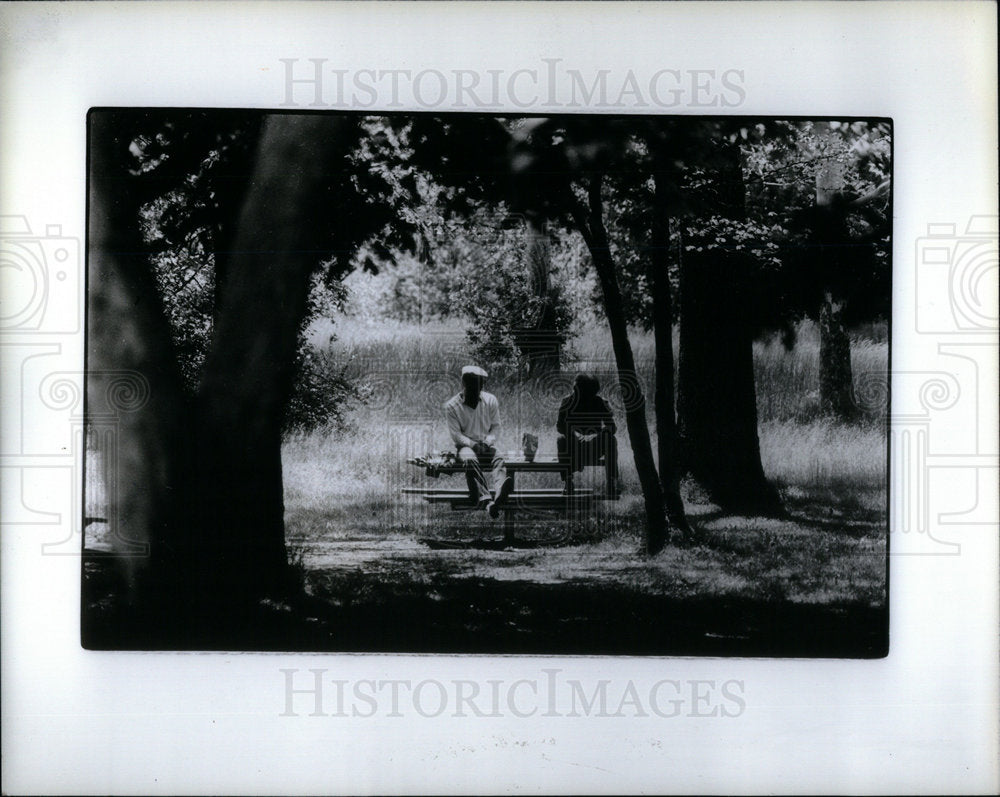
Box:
[676, 143, 783, 517]
[650, 171, 691, 536]
[677, 249, 783, 516]
[88, 111, 195, 604]
[570, 176, 672, 553]
[210, 116, 264, 320]
[88, 113, 357, 632]
[196, 114, 358, 602]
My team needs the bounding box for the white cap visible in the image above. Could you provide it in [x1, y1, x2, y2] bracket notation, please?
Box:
[461, 365, 488, 378]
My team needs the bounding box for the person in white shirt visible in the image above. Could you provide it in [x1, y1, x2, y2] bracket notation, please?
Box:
[444, 365, 513, 518]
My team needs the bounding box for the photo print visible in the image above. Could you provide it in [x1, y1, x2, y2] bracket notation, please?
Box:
[84, 110, 891, 656]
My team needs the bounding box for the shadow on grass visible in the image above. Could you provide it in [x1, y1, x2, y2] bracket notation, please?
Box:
[83, 555, 887, 658]
[300, 551, 888, 656]
[82, 484, 887, 656]
[418, 535, 577, 550]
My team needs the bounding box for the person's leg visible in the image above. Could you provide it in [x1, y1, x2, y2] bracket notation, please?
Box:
[483, 449, 512, 518]
[556, 433, 572, 491]
[458, 446, 491, 507]
[570, 435, 600, 492]
[491, 451, 511, 500]
[570, 434, 589, 475]
[600, 430, 620, 496]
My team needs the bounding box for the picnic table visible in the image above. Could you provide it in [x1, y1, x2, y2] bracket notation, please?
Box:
[403, 456, 618, 512]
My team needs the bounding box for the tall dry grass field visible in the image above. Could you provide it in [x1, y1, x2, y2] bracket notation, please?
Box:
[290, 317, 888, 513]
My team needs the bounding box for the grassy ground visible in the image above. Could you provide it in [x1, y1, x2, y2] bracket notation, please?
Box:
[83, 318, 888, 655]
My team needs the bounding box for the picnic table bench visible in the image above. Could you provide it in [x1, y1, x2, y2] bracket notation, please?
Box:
[404, 457, 618, 512]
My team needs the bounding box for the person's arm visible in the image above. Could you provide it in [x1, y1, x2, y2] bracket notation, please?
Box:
[484, 395, 500, 447]
[446, 403, 474, 448]
[556, 398, 568, 436]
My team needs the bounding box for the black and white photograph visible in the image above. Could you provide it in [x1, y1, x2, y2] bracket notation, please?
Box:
[3, 2, 996, 794]
[84, 110, 892, 656]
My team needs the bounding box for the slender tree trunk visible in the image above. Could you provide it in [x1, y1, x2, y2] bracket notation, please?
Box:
[570, 176, 671, 553]
[813, 124, 857, 421]
[514, 219, 561, 375]
[650, 174, 691, 536]
[676, 143, 783, 517]
[819, 293, 857, 419]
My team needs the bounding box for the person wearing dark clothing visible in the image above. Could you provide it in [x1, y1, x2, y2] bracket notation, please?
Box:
[556, 373, 620, 496]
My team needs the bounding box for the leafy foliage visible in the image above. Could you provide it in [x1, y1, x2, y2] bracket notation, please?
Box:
[547, 118, 892, 336]
[451, 215, 577, 373]
[148, 246, 215, 392]
[129, 112, 436, 434]
[744, 120, 892, 331]
[124, 111, 891, 433]
[283, 345, 364, 435]
[369, 118, 583, 371]
[283, 275, 366, 434]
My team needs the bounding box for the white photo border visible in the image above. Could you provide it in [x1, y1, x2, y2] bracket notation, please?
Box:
[1, 2, 997, 794]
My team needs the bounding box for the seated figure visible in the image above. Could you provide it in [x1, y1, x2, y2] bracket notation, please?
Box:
[556, 373, 620, 497]
[444, 364, 513, 518]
